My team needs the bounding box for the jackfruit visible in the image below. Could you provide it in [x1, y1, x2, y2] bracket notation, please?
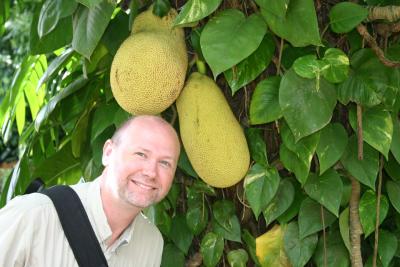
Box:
[176, 72, 250, 188]
[110, 6, 187, 115]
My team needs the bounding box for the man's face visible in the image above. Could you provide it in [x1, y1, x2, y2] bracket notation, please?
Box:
[102, 118, 180, 209]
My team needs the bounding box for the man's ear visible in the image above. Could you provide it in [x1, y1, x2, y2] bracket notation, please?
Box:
[102, 139, 114, 166]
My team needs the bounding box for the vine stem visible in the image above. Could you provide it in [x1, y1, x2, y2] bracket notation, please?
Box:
[349, 175, 363, 267]
[277, 38, 284, 76]
[321, 205, 327, 267]
[372, 156, 384, 267]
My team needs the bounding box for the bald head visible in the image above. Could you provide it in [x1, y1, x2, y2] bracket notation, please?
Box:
[111, 115, 180, 153]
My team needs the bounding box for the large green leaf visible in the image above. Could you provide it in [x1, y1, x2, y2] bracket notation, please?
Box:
[174, 0, 222, 26]
[337, 49, 400, 107]
[212, 200, 241, 242]
[304, 169, 343, 217]
[38, 0, 77, 38]
[298, 197, 337, 239]
[378, 230, 398, 267]
[72, 1, 115, 59]
[245, 128, 268, 167]
[340, 135, 379, 190]
[277, 178, 306, 224]
[359, 190, 389, 237]
[391, 116, 400, 163]
[35, 77, 89, 131]
[200, 232, 224, 267]
[30, 6, 73, 55]
[384, 153, 400, 182]
[349, 106, 393, 159]
[244, 164, 280, 218]
[280, 123, 320, 184]
[169, 214, 194, 255]
[242, 229, 260, 265]
[249, 76, 282, 125]
[186, 186, 208, 235]
[224, 34, 275, 95]
[339, 207, 351, 253]
[200, 9, 267, 77]
[283, 221, 318, 267]
[101, 10, 130, 56]
[313, 229, 350, 267]
[161, 243, 185, 267]
[227, 249, 248, 267]
[386, 180, 400, 214]
[257, 0, 321, 47]
[316, 123, 348, 174]
[280, 68, 337, 141]
[0, 0, 10, 36]
[76, 0, 103, 8]
[329, 2, 368, 33]
[263, 178, 295, 226]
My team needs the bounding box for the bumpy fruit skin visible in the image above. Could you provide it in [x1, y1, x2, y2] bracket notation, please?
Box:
[176, 72, 250, 188]
[110, 7, 187, 115]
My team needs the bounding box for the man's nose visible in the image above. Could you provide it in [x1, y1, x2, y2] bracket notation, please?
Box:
[142, 160, 157, 178]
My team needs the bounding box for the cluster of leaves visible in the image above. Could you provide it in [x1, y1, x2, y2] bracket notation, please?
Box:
[1, 0, 400, 266]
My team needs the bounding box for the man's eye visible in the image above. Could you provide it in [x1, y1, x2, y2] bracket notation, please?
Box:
[135, 152, 146, 157]
[160, 161, 171, 168]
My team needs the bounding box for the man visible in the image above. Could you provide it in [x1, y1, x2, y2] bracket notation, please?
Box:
[0, 115, 181, 267]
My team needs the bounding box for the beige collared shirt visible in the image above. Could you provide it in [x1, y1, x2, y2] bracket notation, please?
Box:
[0, 179, 163, 267]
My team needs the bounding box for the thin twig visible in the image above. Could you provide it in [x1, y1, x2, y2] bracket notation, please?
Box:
[357, 24, 400, 68]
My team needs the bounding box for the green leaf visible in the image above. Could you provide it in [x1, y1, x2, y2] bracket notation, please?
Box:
[224, 34, 275, 95]
[227, 249, 249, 267]
[242, 229, 260, 265]
[178, 147, 198, 178]
[384, 153, 400, 182]
[263, 178, 295, 226]
[186, 204, 209, 235]
[200, 9, 267, 77]
[38, 0, 77, 38]
[277, 178, 306, 224]
[339, 207, 351, 253]
[72, 1, 115, 59]
[200, 232, 224, 267]
[249, 76, 282, 125]
[279, 68, 337, 141]
[321, 48, 350, 83]
[15, 95, 26, 135]
[153, 0, 171, 17]
[337, 49, 400, 107]
[144, 201, 172, 236]
[244, 164, 280, 218]
[101, 10, 130, 56]
[257, 0, 321, 47]
[36, 48, 75, 92]
[161, 243, 185, 267]
[359, 190, 389, 237]
[316, 123, 348, 174]
[212, 200, 241, 242]
[169, 214, 194, 255]
[284, 221, 318, 267]
[378, 230, 398, 267]
[298, 197, 337, 239]
[313, 229, 350, 267]
[76, 0, 102, 8]
[71, 109, 91, 158]
[304, 169, 343, 217]
[391, 116, 400, 163]
[35, 77, 88, 131]
[293, 55, 324, 79]
[90, 100, 124, 142]
[30, 7, 73, 55]
[280, 123, 320, 184]
[174, 0, 222, 27]
[349, 106, 393, 159]
[386, 180, 400, 214]
[329, 2, 368, 33]
[245, 128, 268, 167]
[340, 135, 379, 190]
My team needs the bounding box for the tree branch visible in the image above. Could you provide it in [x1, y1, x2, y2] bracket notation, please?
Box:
[368, 6, 400, 22]
[349, 175, 363, 267]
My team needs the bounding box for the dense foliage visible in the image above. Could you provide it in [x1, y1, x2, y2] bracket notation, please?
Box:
[1, 0, 400, 266]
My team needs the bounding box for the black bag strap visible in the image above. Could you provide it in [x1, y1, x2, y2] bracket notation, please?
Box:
[41, 185, 109, 267]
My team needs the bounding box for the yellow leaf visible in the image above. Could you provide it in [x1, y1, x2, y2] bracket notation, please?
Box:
[256, 224, 292, 267]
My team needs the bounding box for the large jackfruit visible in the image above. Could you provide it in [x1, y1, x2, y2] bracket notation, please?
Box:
[176, 72, 250, 188]
[110, 7, 187, 115]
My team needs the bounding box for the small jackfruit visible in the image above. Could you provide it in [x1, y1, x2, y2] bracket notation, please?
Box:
[176, 72, 250, 188]
[110, 6, 187, 115]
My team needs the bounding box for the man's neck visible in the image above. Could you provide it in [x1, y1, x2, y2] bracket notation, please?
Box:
[99, 177, 141, 246]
